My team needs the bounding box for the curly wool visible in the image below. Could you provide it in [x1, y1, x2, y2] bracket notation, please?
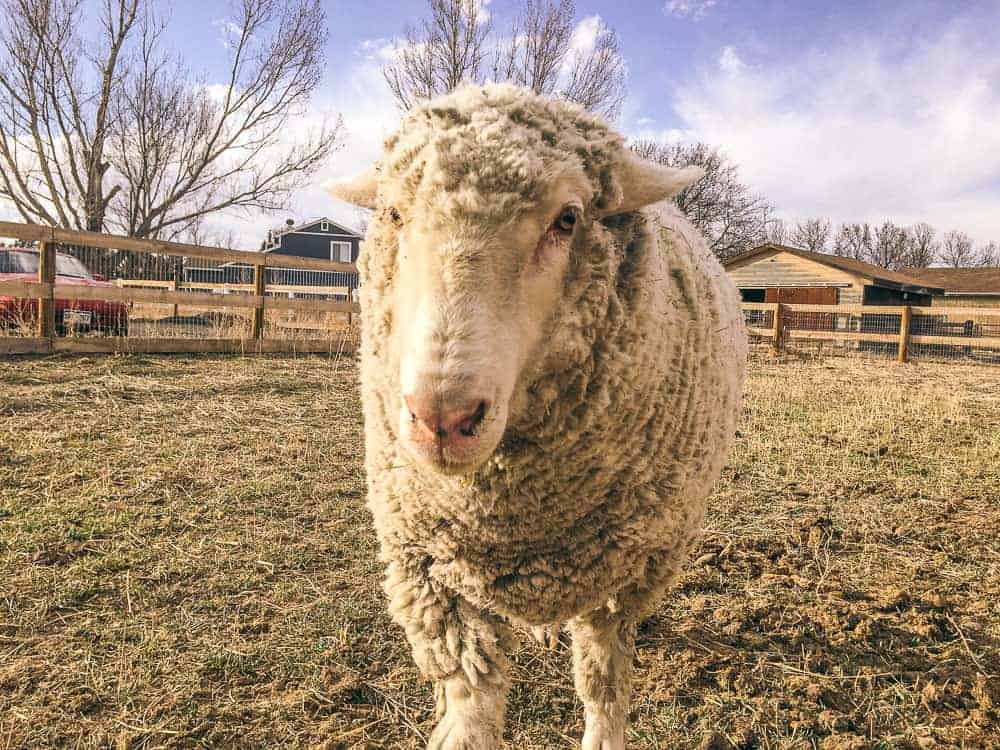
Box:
[358, 85, 747, 675]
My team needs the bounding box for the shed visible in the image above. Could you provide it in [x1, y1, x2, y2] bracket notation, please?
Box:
[724, 244, 942, 306]
[896, 267, 1000, 308]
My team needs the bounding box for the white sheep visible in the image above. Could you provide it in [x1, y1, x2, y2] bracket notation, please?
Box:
[330, 83, 747, 749]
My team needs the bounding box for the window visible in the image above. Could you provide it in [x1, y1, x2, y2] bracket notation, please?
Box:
[330, 241, 351, 263]
[321, 221, 329, 232]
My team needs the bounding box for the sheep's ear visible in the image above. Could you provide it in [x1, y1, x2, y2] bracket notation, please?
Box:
[326, 165, 378, 210]
[601, 152, 704, 216]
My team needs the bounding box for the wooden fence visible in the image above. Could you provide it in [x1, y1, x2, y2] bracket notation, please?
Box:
[0, 221, 359, 355]
[744, 302, 1000, 364]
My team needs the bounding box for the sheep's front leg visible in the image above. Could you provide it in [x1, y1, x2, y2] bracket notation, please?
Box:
[384, 560, 510, 749]
[568, 608, 637, 750]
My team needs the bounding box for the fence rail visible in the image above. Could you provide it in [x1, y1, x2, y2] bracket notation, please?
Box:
[0, 221, 359, 355]
[744, 302, 1000, 364]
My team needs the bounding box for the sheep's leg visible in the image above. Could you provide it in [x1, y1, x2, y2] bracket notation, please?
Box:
[568, 608, 637, 750]
[383, 560, 510, 749]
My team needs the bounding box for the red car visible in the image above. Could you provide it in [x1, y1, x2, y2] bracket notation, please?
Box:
[0, 248, 129, 336]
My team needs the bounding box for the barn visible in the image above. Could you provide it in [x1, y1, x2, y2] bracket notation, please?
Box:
[897, 267, 1000, 308]
[724, 244, 942, 306]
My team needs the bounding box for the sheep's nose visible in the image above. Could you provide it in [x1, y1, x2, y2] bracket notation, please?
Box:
[404, 394, 490, 442]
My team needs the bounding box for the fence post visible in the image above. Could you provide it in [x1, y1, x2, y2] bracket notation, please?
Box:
[252, 263, 266, 339]
[897, 305, 912, 363]
[37, 239, 56, 340]
[168, 280, 179, 320]
[771, 302, 784, 355]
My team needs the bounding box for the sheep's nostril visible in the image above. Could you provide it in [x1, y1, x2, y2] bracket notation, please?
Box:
[457, 400, 489, 437]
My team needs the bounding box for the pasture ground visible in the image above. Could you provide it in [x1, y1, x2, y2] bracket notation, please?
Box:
[1, 355, 997, 749]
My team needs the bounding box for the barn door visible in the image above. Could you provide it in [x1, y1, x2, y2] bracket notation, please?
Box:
[765, 287, 838, 304]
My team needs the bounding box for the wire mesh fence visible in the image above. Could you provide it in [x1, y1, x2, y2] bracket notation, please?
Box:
[0, 229, 359, 351]
[0, 222, 360, 354]
[745, 302, 1000, 364]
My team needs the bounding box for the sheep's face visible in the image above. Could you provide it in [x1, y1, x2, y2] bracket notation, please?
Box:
[328, 85, 704, 476]
[386, 173, 592, 475]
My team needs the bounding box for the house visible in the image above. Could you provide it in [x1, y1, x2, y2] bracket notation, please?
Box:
[723, 244, 943, 306]
[896, 267, 1000, 308]
[184, 217, 363, 296]
[261, 217, 362, 295]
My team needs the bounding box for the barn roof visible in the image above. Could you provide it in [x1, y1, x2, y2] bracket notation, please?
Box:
[725, 244, 944, 294]
[896, 267, 1000, 295]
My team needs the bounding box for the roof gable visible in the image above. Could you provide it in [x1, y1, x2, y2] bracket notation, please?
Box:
[726, 244, 944, 293]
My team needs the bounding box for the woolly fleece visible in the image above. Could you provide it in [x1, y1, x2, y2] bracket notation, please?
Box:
[356, 84, 747, 685]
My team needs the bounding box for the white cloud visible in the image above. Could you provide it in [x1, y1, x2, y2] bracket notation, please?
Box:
[717, 45, 745, 75]
[671, 22, 1000, 243]
[569, 15, 603, 56]
[663, 0, 718, 21]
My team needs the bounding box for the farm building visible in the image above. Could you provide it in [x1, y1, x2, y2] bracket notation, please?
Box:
[897, 267, 1000, 308]
[724, 244, 942, 306]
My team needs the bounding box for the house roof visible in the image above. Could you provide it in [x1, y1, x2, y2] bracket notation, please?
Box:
[725, 244, 944, 293]
[263, 216, 361, 251]
[896, 267, 1000, 295]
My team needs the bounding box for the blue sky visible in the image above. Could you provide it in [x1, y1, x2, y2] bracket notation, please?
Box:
[42, 1, 1000, 245]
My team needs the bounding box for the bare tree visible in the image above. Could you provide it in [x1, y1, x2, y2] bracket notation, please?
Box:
[0, 0, 340, 238]
[940, 230, 976, 267]
[870, 221, 910, 270]
[631, 140, 771, 261]
[560, 17, 626, 118]
[494, 0, 574, 95]
[979, 241, 999, 268]
[902, 222, 938, 268]
[762, 213, 788, 245]
[833, 222, 873, 262]
[387, 0, 626, 118]
[384, 0, 492, 110]
[790, 218, 831, 253]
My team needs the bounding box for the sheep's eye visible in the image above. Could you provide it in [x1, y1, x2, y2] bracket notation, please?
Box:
[552, 208, 578, 234]
[387, 207, 403, 227]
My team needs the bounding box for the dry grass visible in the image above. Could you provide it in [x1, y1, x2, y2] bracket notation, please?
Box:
[0, 356, 997, 749]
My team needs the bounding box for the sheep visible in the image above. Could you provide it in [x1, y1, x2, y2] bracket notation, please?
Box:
[329, 83, 747, 749]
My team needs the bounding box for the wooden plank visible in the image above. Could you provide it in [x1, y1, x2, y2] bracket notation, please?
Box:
[53, 284, 262, 309]
[787, 330, 900, 344]
[263, 297, 360, 314]
[252, 265, 266, 339]
[0, 280, 51, 297]
[740, 302, 778, 311]
[780, 304, 907, 314]
[0, 222, 50, 242]
[0, 337, 51, 354]
[772, 303, 783, 354]
[898, 305, 912, 363]
[38, 240, 55, 338]
[914, 307, 1000, 318]
[745, 326, 775, 337]
[0, 220, 357, 273]
[117, 279, 352, 296]
[50, 337, 358, 355]
[909, 334, 1000, 348]
[51, 283, 360, 314]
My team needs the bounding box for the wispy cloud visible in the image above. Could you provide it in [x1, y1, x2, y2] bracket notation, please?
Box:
[663, 0, 718, 21]
[672, 20, 1000, 242]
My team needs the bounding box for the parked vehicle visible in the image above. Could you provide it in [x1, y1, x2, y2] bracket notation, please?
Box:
[0, 249, 129, 336]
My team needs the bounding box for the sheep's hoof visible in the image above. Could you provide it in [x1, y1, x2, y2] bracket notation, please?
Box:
[426, 712, 500, 750]
[581, 717, 625, 750]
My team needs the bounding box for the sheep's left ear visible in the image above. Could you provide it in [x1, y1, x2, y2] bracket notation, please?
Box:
[325, 165, 379, 210]
[600, 152, 704, 216]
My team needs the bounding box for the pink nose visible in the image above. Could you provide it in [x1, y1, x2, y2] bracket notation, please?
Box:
[404, 394, 490, 444]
